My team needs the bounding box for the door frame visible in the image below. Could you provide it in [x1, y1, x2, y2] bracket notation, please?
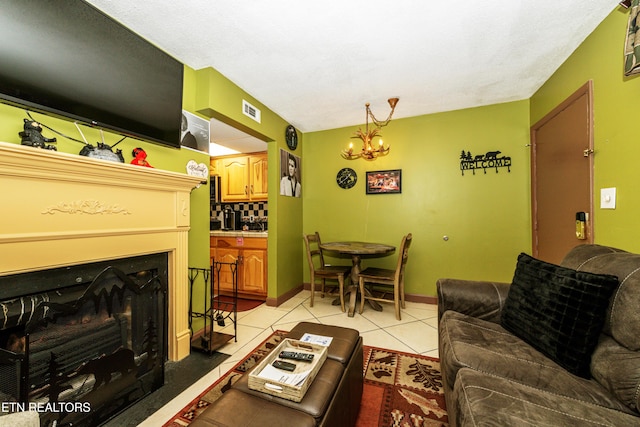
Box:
[530, 80, 595, 257]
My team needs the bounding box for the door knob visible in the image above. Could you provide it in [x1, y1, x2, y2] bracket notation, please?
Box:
[583, 148, 594, 157]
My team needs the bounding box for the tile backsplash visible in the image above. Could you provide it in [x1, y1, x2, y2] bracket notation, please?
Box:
[212, 202, 268, 229]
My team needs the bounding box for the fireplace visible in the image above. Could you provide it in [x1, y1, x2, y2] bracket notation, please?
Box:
[0, 142, 202, 421]
[0, 253, 167, 426]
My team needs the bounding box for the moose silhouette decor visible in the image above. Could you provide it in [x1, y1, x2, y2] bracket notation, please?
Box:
[459, 150, 512, 175]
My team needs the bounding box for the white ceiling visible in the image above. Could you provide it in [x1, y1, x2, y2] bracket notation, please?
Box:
[209, 117, 267, 155]
[86, 0, 621, 143]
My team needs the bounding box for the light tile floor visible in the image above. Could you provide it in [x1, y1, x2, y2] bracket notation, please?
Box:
[140, 289, 439, 426]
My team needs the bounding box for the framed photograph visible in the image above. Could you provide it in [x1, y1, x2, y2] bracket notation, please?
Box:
[181, 110, 210, 153]
[279, 149, 302, 197]
[366, 169, 402, 194]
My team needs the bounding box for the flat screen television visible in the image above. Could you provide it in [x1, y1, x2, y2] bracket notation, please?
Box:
[0, 0, 184, 148]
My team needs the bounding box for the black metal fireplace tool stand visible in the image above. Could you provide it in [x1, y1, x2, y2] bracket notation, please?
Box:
[188, 261, 238, 354]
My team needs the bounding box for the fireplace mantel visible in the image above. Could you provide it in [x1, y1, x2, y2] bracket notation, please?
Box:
[0, 141, 203, 361]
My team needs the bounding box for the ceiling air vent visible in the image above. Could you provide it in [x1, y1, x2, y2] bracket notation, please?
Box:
[242, 99, 261, 123]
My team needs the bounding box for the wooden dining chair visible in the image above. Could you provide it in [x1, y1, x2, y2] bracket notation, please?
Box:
[358, 233, 412, 320]
[303, 232, 351, 310]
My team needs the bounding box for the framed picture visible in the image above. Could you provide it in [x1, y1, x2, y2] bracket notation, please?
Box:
[181, 110, 210, 153]
[279, 149, 302, 197]
[366, 169, 402, 194]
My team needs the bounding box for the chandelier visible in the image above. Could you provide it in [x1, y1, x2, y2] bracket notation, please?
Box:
[342, 97, 399, 160]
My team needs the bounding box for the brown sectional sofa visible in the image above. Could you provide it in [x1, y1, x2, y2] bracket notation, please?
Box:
[437, 244, 640, 426]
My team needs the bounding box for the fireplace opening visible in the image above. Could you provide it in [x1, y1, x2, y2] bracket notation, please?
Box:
[0, 253, 168, 427]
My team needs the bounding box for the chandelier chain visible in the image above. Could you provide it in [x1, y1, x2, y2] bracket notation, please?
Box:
[368, 106, 396, 129]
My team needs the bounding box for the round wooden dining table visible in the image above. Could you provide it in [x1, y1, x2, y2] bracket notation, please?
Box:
[319, 241, 396, 317]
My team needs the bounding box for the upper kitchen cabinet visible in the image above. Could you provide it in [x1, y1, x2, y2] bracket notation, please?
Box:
[209, 157, 220, 176]
[220, 152, 268, 202]
[250, 154, 268, 200]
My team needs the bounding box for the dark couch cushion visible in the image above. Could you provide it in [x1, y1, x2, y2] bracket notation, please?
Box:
[591, 334, 640, 412]
[561, 245, 640, 351]
[439, 311, 634, 415]
[452, 367, 640, 427]
[501, 253, 619, 378]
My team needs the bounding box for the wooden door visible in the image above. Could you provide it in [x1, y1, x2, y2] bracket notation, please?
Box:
[249, 154, 268, 201]
[242, 249, 267, 296]
[221, 156, 249, 201]
[531, 81, 594, 264]
[209, 157, 220, 176]
[213, 248, 240, 292]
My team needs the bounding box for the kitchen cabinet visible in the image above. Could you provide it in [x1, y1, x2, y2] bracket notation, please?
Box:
[249, 155, 268, 200]
[209, 157, 220, 176]
[210, 236, 267, 300]
[219, 152, 267, 202]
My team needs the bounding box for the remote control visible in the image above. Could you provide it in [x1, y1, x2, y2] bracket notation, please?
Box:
[279, 351, 314, 362]
[272, 360, 296, 371]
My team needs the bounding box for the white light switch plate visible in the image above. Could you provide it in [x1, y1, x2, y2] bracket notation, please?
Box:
[601, 187, 616, 209]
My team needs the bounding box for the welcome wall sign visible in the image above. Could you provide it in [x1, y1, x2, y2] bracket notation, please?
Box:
[459, 150, 512, 176]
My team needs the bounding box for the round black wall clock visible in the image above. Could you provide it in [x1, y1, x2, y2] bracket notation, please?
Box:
[285, 125, 298, 150]
[336, 167, 357, 189]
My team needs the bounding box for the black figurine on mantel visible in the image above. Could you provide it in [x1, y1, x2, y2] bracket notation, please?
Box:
[19, 119, 57, 150]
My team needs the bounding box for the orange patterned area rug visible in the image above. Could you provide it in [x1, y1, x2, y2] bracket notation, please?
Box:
[360, 346, 448, 426]
[163, 330, 448, 426]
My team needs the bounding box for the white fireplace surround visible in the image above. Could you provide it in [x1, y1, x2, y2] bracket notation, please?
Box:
[0, 141, 203, 361]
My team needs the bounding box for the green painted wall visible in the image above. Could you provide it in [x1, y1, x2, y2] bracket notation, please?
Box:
[303, 100, 532, 296]
[530, 7, 640, 252]
[193, 67, 304, 300]
[183, 66, 214, 272]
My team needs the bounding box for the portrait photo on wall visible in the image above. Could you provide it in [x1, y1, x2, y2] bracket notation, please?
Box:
[366, 169, 402, 194]
[280, 149, 301, 197]
[181, 110, 210, 153]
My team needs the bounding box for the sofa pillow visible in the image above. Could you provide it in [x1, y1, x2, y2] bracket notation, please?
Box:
[501, 253, 618, 378]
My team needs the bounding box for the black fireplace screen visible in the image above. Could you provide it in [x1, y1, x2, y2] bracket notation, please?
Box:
[0, 253, 167, 427]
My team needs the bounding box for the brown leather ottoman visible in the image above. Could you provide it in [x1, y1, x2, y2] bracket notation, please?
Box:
[287, 322, 360, 365]
[192, 322, 363, 427]
[190, 389, 315, 427]
[285, 321, 363, 427]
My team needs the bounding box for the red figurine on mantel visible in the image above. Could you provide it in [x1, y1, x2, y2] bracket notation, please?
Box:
[131, 147, 153, 168]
